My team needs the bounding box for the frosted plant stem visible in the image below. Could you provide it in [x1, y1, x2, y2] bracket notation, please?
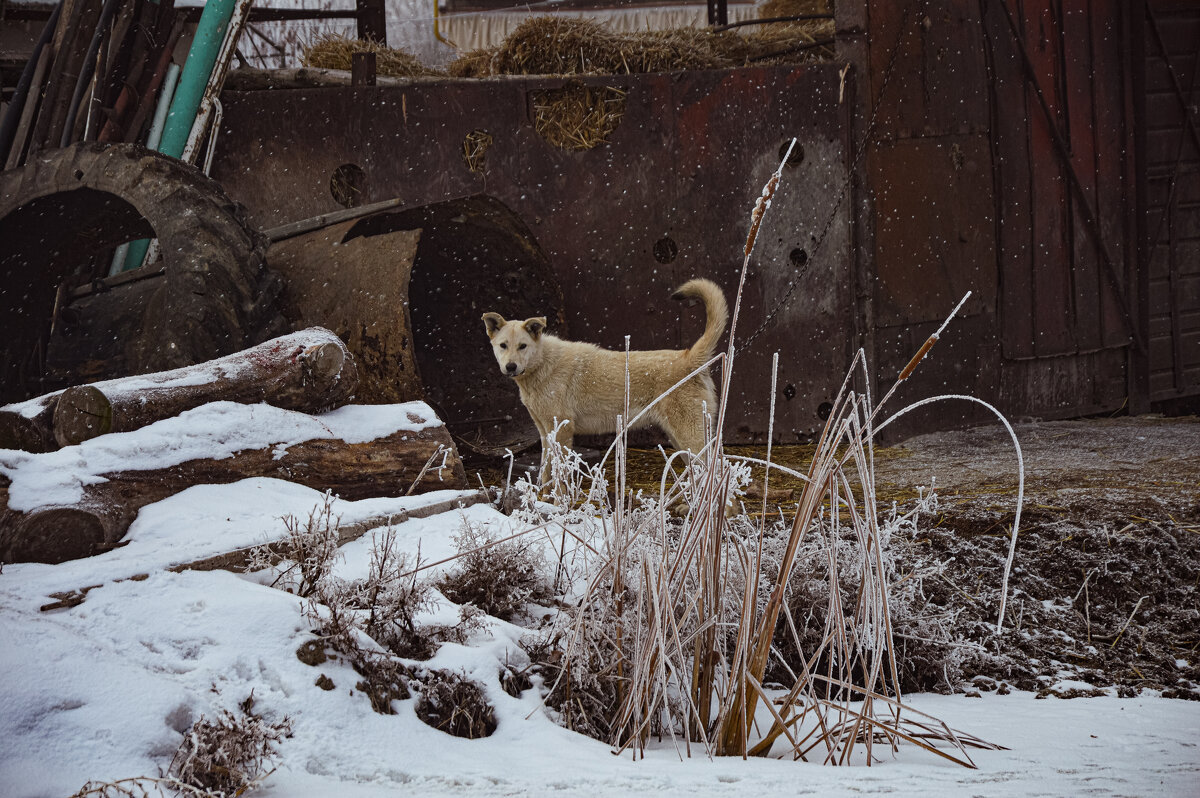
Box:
[877, 395, 1024, 632]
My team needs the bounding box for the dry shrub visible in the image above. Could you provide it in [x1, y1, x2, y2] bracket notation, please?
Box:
[302, 33, 442, 77]
[415, 670, 498, 738]
[304, 527, 484, 666]
[168, 696, 291, 796]
[439, 520, 552, 619]
[521, 147, 1013, 767]
[353, 655, 412, 715]
[247, 492, 341, 598]
[70, 778, 209, 797]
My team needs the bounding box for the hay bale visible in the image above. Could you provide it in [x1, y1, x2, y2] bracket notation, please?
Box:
[490, 17, 627, 75]
[451, 16, 833, 78]
[302, 33, 443, 78]
[447, 47, 497, 78]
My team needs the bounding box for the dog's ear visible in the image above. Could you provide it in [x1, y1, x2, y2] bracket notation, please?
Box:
[482, 312, 506, 338]
[523, 317, 547, 339]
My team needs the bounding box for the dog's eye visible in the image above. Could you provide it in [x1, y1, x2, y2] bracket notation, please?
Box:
[499, 343, 507, 349]
[518, 343, 527, 350]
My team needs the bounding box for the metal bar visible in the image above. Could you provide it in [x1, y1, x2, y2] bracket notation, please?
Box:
[997, 0, 1146, 355]
[352, 52, 377, 87]
[119, 15, 186, 145]
[707, 0, 728, 28]
[712, 13, 833, 32]
[1168, 195, 1184, 391]
[0, 0, 62, 162]
[3, 44, 53, 170]
[61, 0, 126, 147]
[356, 0, 387, 44]
[1125, 0, 1151, 413]
[180, 0, 254, 164]
[263, 196, 417, 242]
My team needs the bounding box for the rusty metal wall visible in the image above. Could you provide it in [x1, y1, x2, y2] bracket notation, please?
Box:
[211, 64, 854, 444]
[207, 2, 1198, 444]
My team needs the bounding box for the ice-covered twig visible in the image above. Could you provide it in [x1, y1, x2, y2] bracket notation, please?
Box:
[877, 394, 1024, 633]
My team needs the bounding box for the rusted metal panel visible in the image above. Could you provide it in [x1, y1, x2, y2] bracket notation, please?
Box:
[868, 135, 997, 328]
[982, 0, 1137, 375]
[213, 63, 854, 444]
[865, 0, 991, 140]
[998, 348, 1129, 419]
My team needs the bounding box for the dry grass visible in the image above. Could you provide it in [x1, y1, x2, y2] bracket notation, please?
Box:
[301, 33, 443, 77]
[520, 143, 1019, 765]
[447, 16, 835, 79]
[532, 85, 627, 150]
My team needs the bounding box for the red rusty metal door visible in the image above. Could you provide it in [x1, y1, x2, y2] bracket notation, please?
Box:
[1139, 0, 1200, 402]
[979, 0, 1141, 416]
[986, 0, 1137, 361]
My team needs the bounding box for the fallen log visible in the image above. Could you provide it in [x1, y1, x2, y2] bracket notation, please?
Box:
[38, 491, 489, 612]
[0, 327, 358, 452]
[0, 402, 467, 564]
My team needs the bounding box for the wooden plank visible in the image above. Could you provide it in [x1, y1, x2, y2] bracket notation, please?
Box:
[984, 0, 1037, 359]
[1085, 0, 1134, 351]
[1023, 0, 1075, 357]
[1064, 3, 1102, 352]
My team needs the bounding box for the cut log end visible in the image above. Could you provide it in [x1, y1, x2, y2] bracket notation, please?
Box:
[300, 340, 347, 384]
[3, 508, 107, 564]
[53, 384, 113, 447]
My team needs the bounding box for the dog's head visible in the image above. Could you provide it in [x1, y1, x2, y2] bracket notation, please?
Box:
[482, 313, 546, 378]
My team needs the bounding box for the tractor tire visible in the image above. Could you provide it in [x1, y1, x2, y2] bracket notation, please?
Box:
[0, 142, 286, 401]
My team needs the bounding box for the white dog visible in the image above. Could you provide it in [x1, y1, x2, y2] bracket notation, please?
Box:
[482, 278, 728, 483]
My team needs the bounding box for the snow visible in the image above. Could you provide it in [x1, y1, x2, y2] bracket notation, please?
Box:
[0, 400, 441, 511]
[2, 408, 1199, 798]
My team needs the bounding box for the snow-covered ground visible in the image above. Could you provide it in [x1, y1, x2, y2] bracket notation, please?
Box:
[2, 407, 1198, 798]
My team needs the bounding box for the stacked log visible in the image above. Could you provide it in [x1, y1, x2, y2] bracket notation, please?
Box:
[0, 328, 467, 564]
[0, 327, 358, 452]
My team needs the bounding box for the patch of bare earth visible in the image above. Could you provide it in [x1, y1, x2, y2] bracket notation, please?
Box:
[878, 415, 1200, 700]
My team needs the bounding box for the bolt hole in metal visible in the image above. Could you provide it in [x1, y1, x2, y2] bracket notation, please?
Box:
[653, 235, 678, 264]
[778, 140, 805, 167]
[330, 163, 366, 209]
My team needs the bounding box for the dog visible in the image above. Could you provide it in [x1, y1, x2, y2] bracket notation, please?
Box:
[482, 278, 728, 484]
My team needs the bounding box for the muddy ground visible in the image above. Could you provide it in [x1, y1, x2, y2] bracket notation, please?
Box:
[878, 414, 1200, 700]
[465, 414, 1200, 700]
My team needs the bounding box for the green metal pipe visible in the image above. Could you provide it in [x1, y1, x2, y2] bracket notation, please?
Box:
[156, 0, 237, 160]
[124, 0, 236, 272]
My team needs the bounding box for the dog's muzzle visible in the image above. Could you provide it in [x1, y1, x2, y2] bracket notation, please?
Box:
[505, 363, 519, 376]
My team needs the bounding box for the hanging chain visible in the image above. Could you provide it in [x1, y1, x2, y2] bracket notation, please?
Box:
[737, 2, 916, 355]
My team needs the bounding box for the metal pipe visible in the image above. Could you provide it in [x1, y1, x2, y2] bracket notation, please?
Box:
[145, 62, 181, 150]
[157, 0, 238, 159]
[60, 0, 125, 148]
[181, 0, 253, 164]
[0, 0, 62, 162]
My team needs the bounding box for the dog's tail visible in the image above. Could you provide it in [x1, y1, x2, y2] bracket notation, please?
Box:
[672, 278, 728, 368]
